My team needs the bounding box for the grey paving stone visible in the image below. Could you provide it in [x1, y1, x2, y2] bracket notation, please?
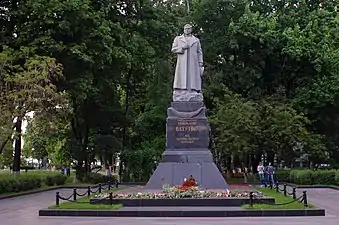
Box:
[0, 185, 338, 225]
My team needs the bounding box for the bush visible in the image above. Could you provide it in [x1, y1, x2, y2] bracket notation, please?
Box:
[45, 175, 55, 186]
[53, 174, 67, 185]
[45, 174, 68, 186]
[82, 173, 112, 184]
[273, 169, 338, 185]
[20, 166, 35, 171]
[335, 170, 339, 185]
[275, 170, 291, 182]
[311, 170, 335, 185]
[293, 170, 314, 185]
[0, 171, 66, 194]
[0, 175, 43, 194]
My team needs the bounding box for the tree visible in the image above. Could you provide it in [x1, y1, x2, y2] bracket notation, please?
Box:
[193, 0, 338, 168]
[209, 86, 259, 170]
[22, 109, 70, 168]
[0, 46, 65, 172]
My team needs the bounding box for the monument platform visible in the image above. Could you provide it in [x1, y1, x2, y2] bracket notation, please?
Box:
[145, 101, 228, 189]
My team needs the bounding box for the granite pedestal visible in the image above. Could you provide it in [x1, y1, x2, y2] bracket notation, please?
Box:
[145, 102, 228, 189]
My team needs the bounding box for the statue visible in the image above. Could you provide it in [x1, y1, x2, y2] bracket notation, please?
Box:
[171, 24, 204, 102]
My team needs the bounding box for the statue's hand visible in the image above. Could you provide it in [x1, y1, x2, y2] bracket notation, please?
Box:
[182, 43, 189, 50]
[199, 62, 203, 67]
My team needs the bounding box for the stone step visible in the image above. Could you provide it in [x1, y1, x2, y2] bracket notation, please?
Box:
[39, 206, 325, 217]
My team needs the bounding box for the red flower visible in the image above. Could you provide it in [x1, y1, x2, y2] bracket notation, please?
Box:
[176, 176, 197, 191]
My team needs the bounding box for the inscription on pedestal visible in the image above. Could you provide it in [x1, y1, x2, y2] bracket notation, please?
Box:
[166, 118, 209, 149]
[175, 119, 200, 144]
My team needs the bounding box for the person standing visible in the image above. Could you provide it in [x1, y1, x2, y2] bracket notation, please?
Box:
[257, 162, 265, 187]
[266, 162, 275, 186]
[66, 165, 71, 177]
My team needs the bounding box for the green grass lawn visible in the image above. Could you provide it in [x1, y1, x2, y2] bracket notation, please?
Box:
[243, 187, 313, 210]
[49, 188, 124, 210]
[0, 181, 94, 198]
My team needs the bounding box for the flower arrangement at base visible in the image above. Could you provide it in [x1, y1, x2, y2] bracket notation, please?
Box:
[177, 175, 198, 191]
[93, 177, 265, 199]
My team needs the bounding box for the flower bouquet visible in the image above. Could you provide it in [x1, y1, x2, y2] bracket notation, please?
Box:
[177, 175, 198, 191]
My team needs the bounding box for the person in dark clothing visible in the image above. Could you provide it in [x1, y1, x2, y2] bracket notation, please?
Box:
[66, 165, 71, 177]
[266, 162, 275, 186]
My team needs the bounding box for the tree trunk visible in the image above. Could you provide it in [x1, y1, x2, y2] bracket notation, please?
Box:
[252, 152, 262, 173]
[12, 117, 22, 174]
[267, 150, 275, 165]
[119, 70, 131, 182]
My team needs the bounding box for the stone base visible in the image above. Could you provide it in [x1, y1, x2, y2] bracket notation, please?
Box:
[39, 208, 326, 217]
[173, 90, 203, 102]
[145, 101, 228, 190]
[161, 150, 213, 163]
[145, 162, 228, 189]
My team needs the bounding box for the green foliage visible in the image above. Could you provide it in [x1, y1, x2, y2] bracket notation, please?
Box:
[196, 0, 339, 169]
[209, 87, 315, 168]
[0, 46, 65, 156]
[82, 172, 116, 184]
[275, 169, 339, 186]
[45, 174, 67, 186]
[121, 136, 165, 182]
[44, 175, 55, 186]
[22, 111, 70, 166]
[2, 0, 339, 182]
[0, 172, 66, 194]
[210, 89, 259, 161]
[0, 144, 13, 168]
[274, 170, 291, 183]
[0, 176, 42, 194]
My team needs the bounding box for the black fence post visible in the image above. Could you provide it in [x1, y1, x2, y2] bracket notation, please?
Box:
[108, 181, 111, 190]
[115, 180, 119, 188]
[87, 186, 91, 197]
[109, 192, 113, 205]
[73, 188, 77, 201]
[276, 182, 279, 193]
[99, 183, 102, 193]
[249, 192, 253, 207]
[283, 184, 287, 196]
[292, 187, 296, 200]
[56, 192, 60, 207]
[303, 191, 308, 207]
[270, 183, 273, 189]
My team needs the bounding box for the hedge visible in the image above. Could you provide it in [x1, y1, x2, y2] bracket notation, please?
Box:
[274, 169, 339, 186]
[0, 172, 67, 195]
[81, 172, 118, 184]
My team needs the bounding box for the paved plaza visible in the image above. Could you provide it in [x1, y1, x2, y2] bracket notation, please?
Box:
[0, 187, 338, 225]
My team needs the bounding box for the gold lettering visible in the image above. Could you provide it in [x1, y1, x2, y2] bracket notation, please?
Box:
[177, 119, 198, 126]
[175, 126, 199, 132]
[175, 119, 199, 143]
[176, 137, 200, 144]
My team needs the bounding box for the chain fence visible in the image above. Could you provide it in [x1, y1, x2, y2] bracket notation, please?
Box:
[55, 181, 118, 206]
[250, 182, 308, 207]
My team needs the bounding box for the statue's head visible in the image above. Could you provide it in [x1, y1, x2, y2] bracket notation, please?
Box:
[183, 24, 192, 35]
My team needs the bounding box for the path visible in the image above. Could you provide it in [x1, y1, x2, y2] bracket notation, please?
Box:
[293, 187, 339, 216]
[0, 186, 338, 225]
